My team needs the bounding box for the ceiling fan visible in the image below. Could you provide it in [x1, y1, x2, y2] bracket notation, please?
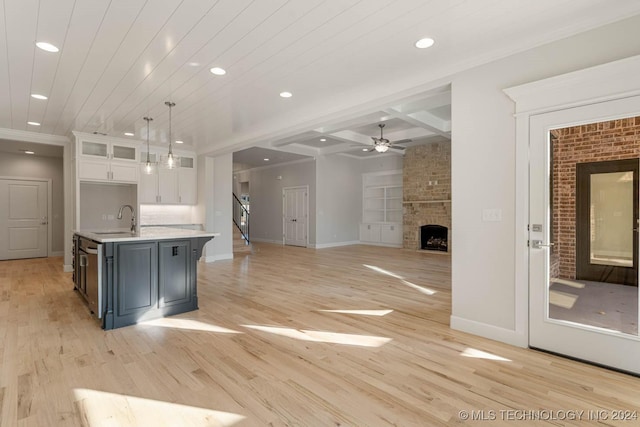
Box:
[366, 123, 409, 153]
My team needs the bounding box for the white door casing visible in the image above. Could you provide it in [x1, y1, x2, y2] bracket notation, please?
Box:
[504, 54, 640, 350]
[0, 179, 48, 260]
[283, 186, 308, 247]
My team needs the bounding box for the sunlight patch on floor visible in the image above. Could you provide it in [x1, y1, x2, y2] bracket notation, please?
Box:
[317, 309, 394, 316]
[140, 318, 242, 334]
[550, 278, 586, 289]
[400, 280, 437, 295]
[460, 347, 512, 362]
[363, 264, 437, 295]
[363, 264, 404, 279]
[73, 388, 246, 427]
[242, 324, 392, 347]
[549, 290, 578, 309]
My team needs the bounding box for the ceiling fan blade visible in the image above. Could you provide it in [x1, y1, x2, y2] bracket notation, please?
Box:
[393, 139, 412, 146]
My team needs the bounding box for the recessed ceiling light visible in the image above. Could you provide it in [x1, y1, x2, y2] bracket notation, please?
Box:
[362, 148, 368, 152]
[24, 150, 35, 155]
[264, 158, 270, 161]
[188, 62, 200, 67]
[320, 138, 326, 142]
[27, 121, 41, 126]
[279, 91, 292, 98]
[415, 37, 435, 49]
[31, 94, 48, 100]
[124, 132, 134, 136]
[36, 42, 59, 52]
[175, 140, 183, 144]
[210, 67, 226, 75]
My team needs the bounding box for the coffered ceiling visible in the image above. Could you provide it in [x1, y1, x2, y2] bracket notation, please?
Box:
[1, 0, 639, 159]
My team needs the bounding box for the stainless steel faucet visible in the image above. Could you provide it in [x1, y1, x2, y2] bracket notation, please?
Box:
[117, 204, 136, 233]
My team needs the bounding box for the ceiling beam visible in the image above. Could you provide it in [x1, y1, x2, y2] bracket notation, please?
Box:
[326, 130, 372, 146]
[390, 91, 451, 114]
[383, 107, 451, 139]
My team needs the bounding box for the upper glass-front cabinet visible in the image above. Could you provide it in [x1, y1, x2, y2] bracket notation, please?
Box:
[180, 156, 194, 168]
[80, 140, 137, 162]
[81, 141, 108, 158]
[112, 144, 136, 161]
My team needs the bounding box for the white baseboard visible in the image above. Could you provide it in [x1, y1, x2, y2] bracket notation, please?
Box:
[312, 240, 360, 249]
[250, 237, 283, 244]
[63, 264, 73, 273]
[450, 315, 527, 348]
[202, 253, 234, 263]
[359, 241, 403, 248]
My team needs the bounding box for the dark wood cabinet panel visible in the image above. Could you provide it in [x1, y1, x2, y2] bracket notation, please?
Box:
[117, 242, 158, 317]
[158, 240, 191, 307]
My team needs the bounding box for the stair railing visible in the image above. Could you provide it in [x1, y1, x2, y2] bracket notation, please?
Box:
[232, 193, 250, 244]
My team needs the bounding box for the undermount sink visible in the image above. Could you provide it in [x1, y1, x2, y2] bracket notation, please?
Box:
[92, 231, 133, 235]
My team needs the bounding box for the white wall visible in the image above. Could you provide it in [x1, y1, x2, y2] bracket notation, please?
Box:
[79, 182, 137, 230]
[0, 152, 64, 253]
[315, 155, 362, 247]
[450, 14, 640, 345]
[248, 159, 316, 244]
[360, 155, 403, 174]
[197, 153, 233, 262]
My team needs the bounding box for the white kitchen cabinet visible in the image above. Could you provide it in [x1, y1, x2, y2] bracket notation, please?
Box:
[158, 168, 179, 204]
[138, 152, 196, 205]
[178, 168, 197, 204]
[75, 134, 138, 183]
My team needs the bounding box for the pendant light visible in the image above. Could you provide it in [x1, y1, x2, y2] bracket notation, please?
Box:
[161, 101, 180, 169]
[141, 116, 157, 175]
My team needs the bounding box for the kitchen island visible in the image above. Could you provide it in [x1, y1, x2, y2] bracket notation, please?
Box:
[73, 227, 218, 330]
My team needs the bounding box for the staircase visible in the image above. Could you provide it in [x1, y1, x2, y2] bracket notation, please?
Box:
[233, 226, 252, 254]
[233, 193, 251, 254]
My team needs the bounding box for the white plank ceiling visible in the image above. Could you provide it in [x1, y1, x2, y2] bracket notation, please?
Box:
[1, 0, 640, 162]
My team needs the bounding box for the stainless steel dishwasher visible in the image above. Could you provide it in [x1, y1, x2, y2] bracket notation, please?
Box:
[78, 237, 102, 318]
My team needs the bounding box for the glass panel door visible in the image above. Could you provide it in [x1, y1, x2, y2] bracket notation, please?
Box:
[529, 96, 640, 375]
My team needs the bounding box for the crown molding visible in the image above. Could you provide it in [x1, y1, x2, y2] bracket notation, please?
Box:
[0, 127, 69, 146]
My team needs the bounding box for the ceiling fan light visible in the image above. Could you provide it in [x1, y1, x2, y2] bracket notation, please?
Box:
[374, 144, 389, 153]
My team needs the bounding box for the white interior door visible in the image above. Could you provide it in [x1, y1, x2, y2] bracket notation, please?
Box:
[529, 96, 640, 374]
[283, 186, 308, 247]
[0, 179, 48, 260]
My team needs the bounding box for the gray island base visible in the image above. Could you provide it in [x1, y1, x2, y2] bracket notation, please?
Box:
[73, 227, 218, 330]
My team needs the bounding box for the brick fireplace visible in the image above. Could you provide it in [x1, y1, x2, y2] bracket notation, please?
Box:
[403, 142, 451, 251]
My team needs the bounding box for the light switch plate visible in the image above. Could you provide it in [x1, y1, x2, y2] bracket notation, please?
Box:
[482, 208, 502, 222]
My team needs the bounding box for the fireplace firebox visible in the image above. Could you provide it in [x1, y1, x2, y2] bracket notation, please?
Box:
[421, 225, 448, 252]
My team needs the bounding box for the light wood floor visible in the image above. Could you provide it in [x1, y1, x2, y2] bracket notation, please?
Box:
[1, 243, 639, 426]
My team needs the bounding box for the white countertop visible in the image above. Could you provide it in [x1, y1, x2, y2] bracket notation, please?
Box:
[74, 226, 219, 243]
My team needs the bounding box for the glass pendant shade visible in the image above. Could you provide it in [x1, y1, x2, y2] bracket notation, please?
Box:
[161, 101, 180, 169]
[141, 116, 157, 175]
[160, 151, 179, 169]
[374, 144, 389, 153]
[142, 157, 157, 175]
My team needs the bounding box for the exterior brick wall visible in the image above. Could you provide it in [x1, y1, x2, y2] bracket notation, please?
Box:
[552, 116, 640, 279]
[402, 142, 451, 250]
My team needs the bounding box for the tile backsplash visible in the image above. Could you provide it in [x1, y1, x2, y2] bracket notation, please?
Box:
[140, 204, 196, 225]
